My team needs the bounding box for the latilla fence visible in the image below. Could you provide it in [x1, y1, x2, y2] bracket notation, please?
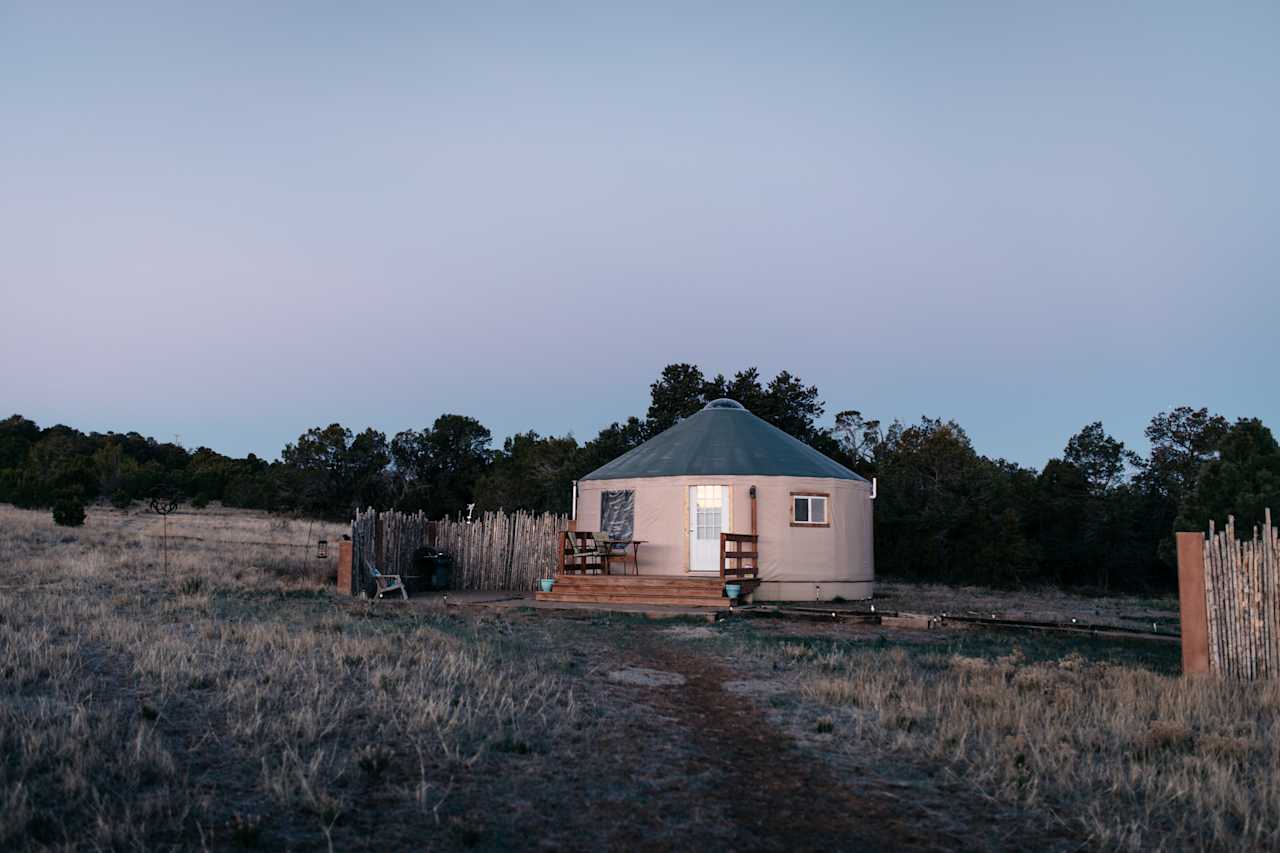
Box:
[1201, 511, 1280, 678]
[350, 508, 568, 593]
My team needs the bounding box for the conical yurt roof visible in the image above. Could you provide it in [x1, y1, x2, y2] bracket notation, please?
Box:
[581, 399, 864, 481]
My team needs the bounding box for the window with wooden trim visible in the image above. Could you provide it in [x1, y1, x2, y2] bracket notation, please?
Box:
[792, 494, 828, 527]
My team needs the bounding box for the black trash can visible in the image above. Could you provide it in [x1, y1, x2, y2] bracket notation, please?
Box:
[412, 546, 453, 592]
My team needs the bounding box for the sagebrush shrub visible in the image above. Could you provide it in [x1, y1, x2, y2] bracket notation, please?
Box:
[52, 500, 86, 527]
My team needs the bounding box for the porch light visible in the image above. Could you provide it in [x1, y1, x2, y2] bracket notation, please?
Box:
[317, 539, 328, 559]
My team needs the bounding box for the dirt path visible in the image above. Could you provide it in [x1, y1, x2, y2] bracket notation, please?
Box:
[624, 640, 940, 852]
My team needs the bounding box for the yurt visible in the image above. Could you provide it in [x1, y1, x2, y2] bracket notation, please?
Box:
[571, 399, 874, 601]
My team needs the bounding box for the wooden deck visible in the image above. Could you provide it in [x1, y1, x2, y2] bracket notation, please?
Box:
[535, 574, 732, 607]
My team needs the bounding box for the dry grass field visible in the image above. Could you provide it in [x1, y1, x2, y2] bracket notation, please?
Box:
[872, 579, 1181, 633]
[0, 505, 580, 850]
[707, 622, 1279, 851]
[2, 503, 1277, 851]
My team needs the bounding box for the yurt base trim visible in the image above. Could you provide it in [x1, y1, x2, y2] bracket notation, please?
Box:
[751, 581, 874, 602]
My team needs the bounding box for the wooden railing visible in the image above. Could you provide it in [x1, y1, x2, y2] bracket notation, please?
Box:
[720, 533, 759, 582]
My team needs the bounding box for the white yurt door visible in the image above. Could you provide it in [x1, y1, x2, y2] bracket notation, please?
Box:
[688, 485, 729, 572]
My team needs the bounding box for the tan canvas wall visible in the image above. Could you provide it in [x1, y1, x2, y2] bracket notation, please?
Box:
[575, 474, 873, 585]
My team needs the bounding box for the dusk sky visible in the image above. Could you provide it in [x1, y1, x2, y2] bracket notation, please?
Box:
[3, 2, 1277, 468]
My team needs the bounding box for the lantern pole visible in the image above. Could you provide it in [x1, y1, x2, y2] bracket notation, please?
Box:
[149, 493, 179, 573]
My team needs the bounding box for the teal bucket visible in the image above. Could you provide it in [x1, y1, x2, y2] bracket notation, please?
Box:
[539, 579, 555, 593]
[724, 583, 741, 600]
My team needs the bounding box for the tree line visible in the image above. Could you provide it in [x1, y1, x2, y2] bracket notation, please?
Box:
[3, 363, 1277, 591]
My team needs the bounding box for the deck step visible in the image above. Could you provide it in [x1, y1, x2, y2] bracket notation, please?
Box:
[550, 587, 726, 597]
[553, 578, 723, 591]
[539, 574, 744, 607]
[535, 591, 730, 607]
[554, 573, 751, 580]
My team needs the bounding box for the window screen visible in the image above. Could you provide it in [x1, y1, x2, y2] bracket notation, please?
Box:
[600, 490, 635, 541]
[811, 498, 826, 524]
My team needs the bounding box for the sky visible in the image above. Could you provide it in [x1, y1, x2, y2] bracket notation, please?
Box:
[2, 1, 1277, 468]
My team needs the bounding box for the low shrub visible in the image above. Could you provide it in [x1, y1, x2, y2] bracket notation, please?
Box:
[52, 499, 86, 527]
[110, 489, 133, 510]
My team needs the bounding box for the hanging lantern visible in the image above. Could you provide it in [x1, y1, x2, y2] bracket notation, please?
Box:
[317, 539, 328, 559]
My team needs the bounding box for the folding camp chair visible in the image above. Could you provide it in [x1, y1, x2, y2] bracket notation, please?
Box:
[364, 557, 408, 600]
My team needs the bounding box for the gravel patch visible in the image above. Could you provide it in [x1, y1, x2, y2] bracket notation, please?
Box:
[607, 667, 687, 687]
[661, 626, 718, 640]
[722, 679, 790, 699]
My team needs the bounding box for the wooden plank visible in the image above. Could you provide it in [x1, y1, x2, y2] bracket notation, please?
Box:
[1233, 522, 1247, 678]
[1253, 529, 1260, 678]
[1223, 525, 1236, 676]
[1223, 523, 1233, 677]
[1264, 504, 1274, 676]
[555, 573, 727, 589]
[535, 591, 730, 607]
[1251, 527, 1264, 678]
[337, 539, 354, 596]
[1203, 533, 1219, 672]
[553, 574, 721, 584]
[1247, 528, 1257, 679]
[1175, 532, 1210, 675]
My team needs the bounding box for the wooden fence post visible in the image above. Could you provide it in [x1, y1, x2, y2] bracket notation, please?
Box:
[336, 539, 353, 596]
[1176, 531, 1211, 675]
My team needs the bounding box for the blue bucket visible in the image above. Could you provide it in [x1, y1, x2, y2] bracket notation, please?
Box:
[725, 583, 741, 600]
[539, 579, 555, 593]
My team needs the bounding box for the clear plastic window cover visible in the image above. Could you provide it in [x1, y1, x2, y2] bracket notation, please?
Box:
[600, 490, 635, 541]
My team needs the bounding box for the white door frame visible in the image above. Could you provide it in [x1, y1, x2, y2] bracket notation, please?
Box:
[688, 484, 731, 573]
